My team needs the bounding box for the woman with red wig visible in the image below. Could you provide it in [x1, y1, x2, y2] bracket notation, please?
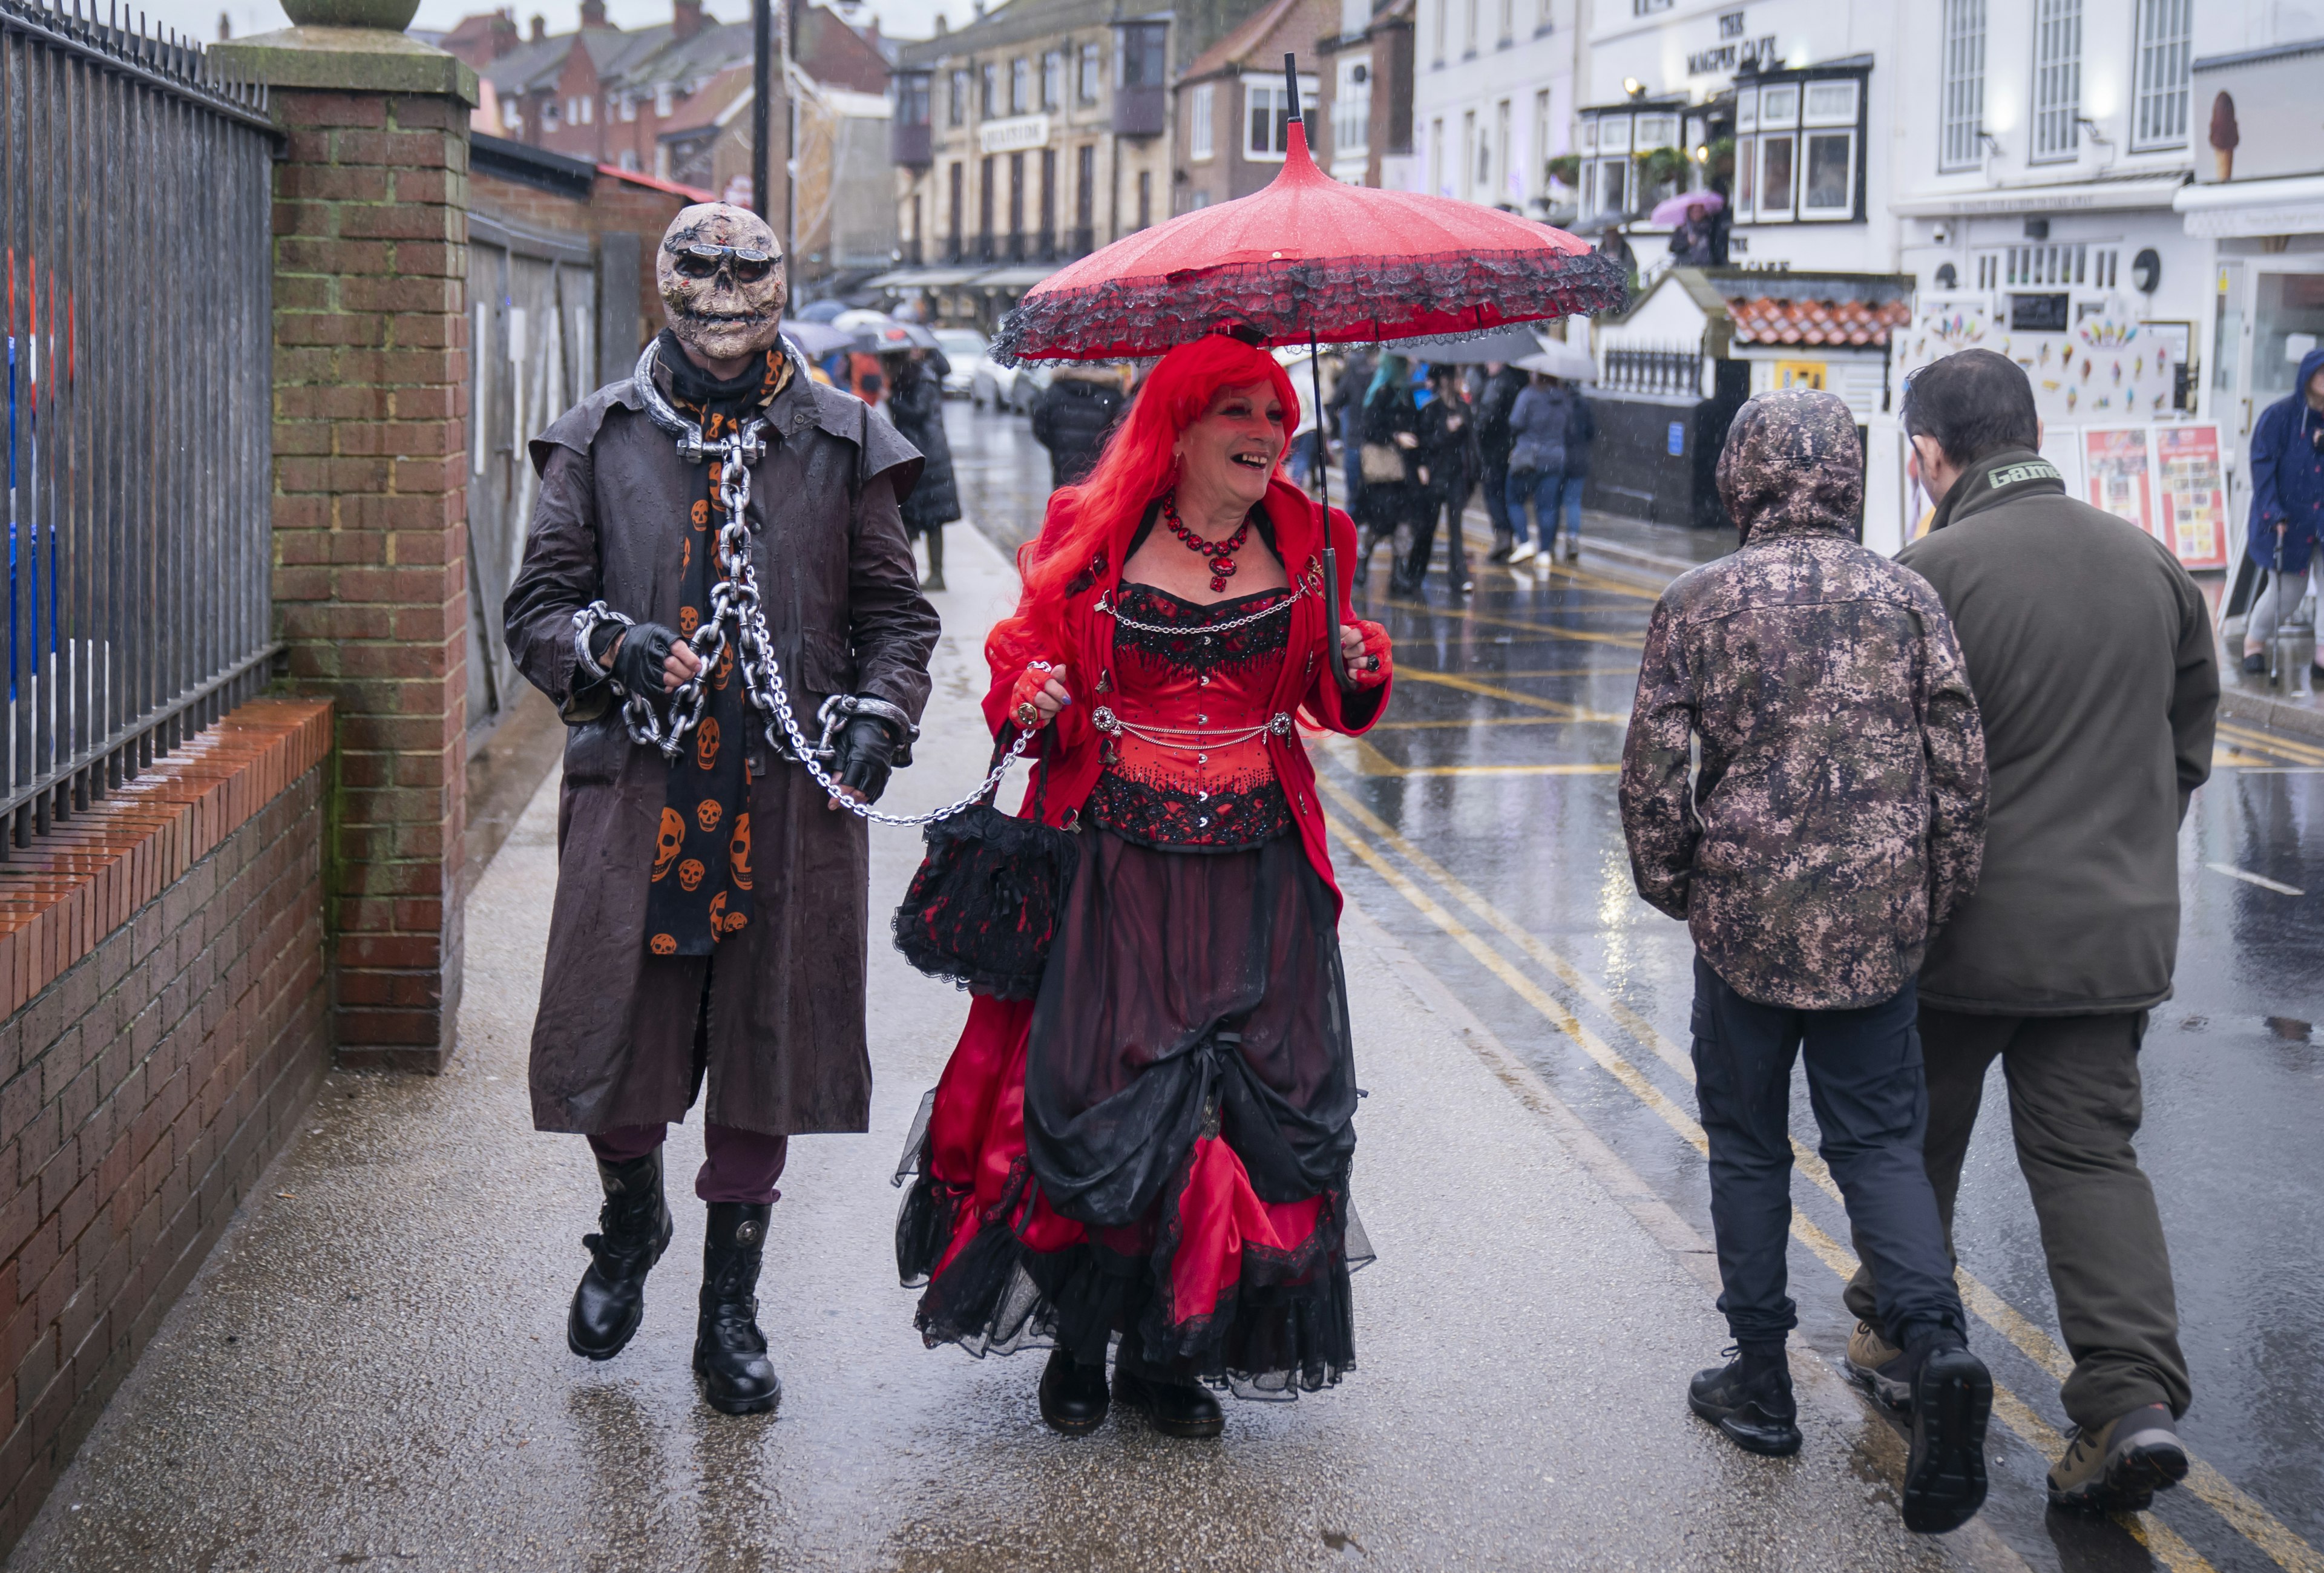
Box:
[894, 332, 1395, 1437]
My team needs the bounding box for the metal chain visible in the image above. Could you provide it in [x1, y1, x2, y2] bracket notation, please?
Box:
[573, 345, 1031, 827]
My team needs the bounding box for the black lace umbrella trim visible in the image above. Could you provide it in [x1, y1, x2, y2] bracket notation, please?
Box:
[990, 248, 1630, 365]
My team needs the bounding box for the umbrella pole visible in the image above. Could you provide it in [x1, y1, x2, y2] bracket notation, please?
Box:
[1285, 52, 1357, 694]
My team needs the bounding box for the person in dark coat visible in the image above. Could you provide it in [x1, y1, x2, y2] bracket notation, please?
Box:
[502, 203, 940, 1417]
[1621, 389, 1994, 1535]
[1328, 347, 1376, 523]
[1353, 353, 1423, 585]
[1845, 348, 2217, 1517]
[1405, 362, 1478, 593]
[2239, 344, 2324, 674]
[885, 347, 961, 591]
[1549, 385, 1595, 563]
[1029, 363, 1127, 488]
[1503, 373, 1571, 566]
[1667, 201, 1718, 266]
[1474, 362, 1528, 560]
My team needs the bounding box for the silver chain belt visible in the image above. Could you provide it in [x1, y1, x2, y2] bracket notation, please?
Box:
[1089, 704, 1293, 754]
[569, 342, 1027, 828]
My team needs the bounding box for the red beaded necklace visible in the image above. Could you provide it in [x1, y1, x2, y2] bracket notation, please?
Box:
[1160, 491, 1252, 594]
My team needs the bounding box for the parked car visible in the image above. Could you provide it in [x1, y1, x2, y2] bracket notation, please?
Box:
[933, 329, 988, 399]
[1007, 362, 1055, 415]
[970, 354, 1019, 410]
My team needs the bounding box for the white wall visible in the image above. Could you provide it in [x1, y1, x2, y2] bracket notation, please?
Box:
[1410, 0, 1581, 209]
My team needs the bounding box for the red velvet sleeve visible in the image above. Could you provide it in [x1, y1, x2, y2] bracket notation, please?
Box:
[1301, 503, 1391, 737]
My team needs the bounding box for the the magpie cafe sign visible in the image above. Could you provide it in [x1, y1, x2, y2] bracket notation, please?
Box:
[1687, 7, 1776, 77]
[979, 114, 1051, 154]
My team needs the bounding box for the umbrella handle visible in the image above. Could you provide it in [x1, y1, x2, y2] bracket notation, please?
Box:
[1324, 545, 1357, 692]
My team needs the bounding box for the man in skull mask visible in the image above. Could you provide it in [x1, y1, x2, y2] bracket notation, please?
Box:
[504, 203, 939, 1416]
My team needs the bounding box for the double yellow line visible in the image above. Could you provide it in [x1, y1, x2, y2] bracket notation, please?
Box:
[1317, 772, 2322, 1573]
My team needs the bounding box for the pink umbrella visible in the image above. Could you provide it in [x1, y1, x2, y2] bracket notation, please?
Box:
[1649, 190, 1724, 227]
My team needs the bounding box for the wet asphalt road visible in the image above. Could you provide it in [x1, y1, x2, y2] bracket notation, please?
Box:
[950, 402, 2324, 1573]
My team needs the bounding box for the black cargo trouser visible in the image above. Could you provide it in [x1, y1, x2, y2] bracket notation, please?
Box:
[1843, 1007, 2191, 1428]
[1690, 957, 1968, 1352]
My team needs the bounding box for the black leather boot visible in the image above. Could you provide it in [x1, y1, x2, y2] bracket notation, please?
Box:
[1687, 1345, 1802, 1456]
[567, 1148, 673, 1361]
[1112, 1359, 1224, 1439]
[694, 1202, 781, 1416]
[1038, 1348, 1109, 1436]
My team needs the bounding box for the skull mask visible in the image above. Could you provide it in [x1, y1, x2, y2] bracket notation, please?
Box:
[657, 202, 787, 366]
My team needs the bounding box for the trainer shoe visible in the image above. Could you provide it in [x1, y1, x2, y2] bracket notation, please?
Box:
[1845, 1320, 1914, 1410]
[2047, 1404, 2188, 1513]
[1687, 1348, 1802, 1457]
[1900, 1342, 1992, 1534]
[1508, 540, 1538, 565]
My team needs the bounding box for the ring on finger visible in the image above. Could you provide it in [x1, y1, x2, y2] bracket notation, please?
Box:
[1014, 701, 1039, 728]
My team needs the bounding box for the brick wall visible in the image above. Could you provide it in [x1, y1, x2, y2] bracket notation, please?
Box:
[270, 89, 471, 1070]
[0, 700, 332, 1551]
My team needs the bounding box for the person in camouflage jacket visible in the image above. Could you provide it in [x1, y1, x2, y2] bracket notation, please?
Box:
[1621, 390, 1987, 1007]
[1618, 389, 1995, 1534]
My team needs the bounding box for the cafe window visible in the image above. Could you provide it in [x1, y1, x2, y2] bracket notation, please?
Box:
[1633, 112, 1676, 151]
[1730, 73, 1864, 224]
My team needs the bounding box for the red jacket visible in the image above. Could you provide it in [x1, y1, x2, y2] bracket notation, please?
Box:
[981, 475, 1390, 910]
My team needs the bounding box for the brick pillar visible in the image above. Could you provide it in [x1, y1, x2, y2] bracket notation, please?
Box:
[215, 31, 479, 1071]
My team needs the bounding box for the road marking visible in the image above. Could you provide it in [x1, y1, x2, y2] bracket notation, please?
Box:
[1325, 737, 1621, 778]
[1371, 715, 1629, 731]
[2205, 861, 2306, 896]
[1394, 665, 1643, 678]
[2218, 721, 2324, 766]
[1322, 780, 2324, 1573]
[1376, 598, 1649, 650]
[1325, 815, 2219, 1573]
[1391, 668, 1629, 721]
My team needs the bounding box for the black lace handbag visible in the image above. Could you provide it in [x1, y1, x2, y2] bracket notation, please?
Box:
[891, 727, 1080, 1000]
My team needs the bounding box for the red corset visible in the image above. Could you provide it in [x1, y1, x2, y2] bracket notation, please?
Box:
[1085, 582, 1298, 850]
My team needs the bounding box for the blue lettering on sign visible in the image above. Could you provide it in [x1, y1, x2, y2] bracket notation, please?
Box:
[1667, 422, 1686, 456]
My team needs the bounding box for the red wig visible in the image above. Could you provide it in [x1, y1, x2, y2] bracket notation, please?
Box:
[987, 335, 1301, 675]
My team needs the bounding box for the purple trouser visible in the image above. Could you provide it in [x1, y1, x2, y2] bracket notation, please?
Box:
[588, 1122, 789, 1206]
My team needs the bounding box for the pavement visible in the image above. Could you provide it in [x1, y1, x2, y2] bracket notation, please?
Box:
[7, 516, 2014, 1573]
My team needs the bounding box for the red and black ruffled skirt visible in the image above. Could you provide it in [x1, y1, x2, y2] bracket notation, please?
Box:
[895, 828, 1368, 1396]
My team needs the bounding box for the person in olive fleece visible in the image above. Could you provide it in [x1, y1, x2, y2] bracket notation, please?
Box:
[1843, 348, 2217, 1516]
[1621, 389, 1994, 1537]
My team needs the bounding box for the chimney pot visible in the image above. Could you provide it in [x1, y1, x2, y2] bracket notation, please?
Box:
[672, 0, 705, 38]
[579, 0, 608, 27]
[530, 12, 547, 39]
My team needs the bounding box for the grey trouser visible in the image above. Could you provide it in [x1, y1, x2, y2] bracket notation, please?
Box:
[1843, 1008, 2191, 1428]
[2245, 560, 2319, 646]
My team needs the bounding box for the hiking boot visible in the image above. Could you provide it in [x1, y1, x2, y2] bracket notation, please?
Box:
[1900, 1342, 1992, 1534]
[1112, 1362, 1225, 1439]
[1846, 1320, 1914, 1410]
[567, 1148, 673, 1361]
[1688, 1348, 1801, 1456]
[693, 1202, 781, 1416]
[1038, 1348, 1109, 1436]
[2047, 1404, 2188, 1513]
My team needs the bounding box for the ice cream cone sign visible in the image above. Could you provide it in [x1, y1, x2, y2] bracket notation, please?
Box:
[2210, 92, 2238, 182]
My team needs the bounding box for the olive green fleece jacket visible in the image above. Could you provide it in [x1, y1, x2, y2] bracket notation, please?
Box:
[1897, 448, 2219, 1014]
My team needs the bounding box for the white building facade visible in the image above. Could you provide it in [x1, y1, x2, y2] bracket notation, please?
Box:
[1393, 0, 1582, 216]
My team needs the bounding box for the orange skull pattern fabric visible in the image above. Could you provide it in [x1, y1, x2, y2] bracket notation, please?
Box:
[638, 353, 784, 956]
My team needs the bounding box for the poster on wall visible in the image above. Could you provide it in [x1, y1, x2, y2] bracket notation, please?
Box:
[2084, 429, 2156, 536]
[1893, 295, 2188, 430]
[2153, 425, 2230, 569]
[2040, 426, 2086, 500]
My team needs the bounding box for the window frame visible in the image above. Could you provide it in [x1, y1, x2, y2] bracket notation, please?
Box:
[1011, 56, 1032, 116]
[1938, 0, 1986, 172]
[1333, 57, 1372, 163]
[2030, 0, 2081, 164]
[1042, 51, 1065, 112]
[2130, 0, 2190, 153]
[1243, 77, 1315, 162]
[1078, 42, 1103, 105]
[981, 62, 1000, 118]
[1190, 82, 1216, 162]
[949, 68, 969, 128]
[1799, 128, 1856, 218]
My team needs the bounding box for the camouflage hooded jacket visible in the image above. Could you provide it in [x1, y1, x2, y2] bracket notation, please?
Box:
[1618, 390, 1988, 1010]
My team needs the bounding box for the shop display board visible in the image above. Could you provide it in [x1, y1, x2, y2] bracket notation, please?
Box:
[2041, 425, 2231, 570]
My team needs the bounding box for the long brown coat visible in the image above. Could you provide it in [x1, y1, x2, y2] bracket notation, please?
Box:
[504, 350, 940, 1138]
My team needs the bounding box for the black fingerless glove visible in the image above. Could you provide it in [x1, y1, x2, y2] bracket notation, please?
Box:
[594, 620, 681, 698]
[834, 715, 902, 805]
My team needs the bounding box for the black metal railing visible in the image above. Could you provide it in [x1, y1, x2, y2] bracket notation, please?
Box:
[1066, 225, 1094, 258]
[1601, 344, 1703, 398]
[0, 0, 277, 849]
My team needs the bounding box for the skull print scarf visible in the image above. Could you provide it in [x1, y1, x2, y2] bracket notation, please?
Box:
[643, 334, 791, 957]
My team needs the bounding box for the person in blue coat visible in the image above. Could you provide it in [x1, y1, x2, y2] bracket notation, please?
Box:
[2242, 344, 2324, 674]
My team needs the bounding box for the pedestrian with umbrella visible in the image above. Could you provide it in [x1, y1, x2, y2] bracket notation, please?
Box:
[891, 59, 1621, 1439]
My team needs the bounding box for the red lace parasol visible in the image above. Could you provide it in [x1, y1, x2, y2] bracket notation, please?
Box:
[990, 95, 1624, 365]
